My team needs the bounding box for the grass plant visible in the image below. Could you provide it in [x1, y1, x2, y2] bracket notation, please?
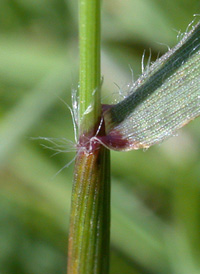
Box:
[0, 1, 200, 274]
[67, 1, 200, 273]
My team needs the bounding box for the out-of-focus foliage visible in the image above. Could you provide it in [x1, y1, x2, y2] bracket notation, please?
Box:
[0, 1, 200, 273]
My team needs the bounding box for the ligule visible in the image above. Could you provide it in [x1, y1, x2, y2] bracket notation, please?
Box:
[102, 21, 200, 151]
[67, 140, 110, 274]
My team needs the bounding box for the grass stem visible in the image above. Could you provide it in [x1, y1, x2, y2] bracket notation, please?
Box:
[67, 0, 110, 273]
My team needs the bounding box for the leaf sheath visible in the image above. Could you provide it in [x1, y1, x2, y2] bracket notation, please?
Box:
[67, 144, 110, 274]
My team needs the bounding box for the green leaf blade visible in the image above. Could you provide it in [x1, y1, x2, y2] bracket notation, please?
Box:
[102, 21, 200, 151]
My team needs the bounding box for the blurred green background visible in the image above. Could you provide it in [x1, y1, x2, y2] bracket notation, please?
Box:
[0, 0, 200, 273]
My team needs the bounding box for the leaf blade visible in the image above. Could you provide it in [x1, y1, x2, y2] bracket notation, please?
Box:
[102, 21, 200, 151]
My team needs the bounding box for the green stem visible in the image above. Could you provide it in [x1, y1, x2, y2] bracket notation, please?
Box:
[67, 0, 110, 273]
[78, 0, 101, 135]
